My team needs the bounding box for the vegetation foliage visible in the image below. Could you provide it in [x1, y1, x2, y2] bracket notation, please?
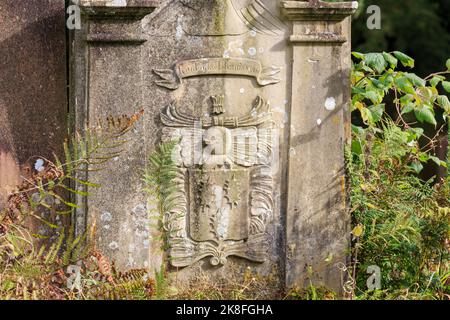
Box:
[347, 52, 450, 299]
[0, 111, 155, 300]
[143, 140, 181, 253]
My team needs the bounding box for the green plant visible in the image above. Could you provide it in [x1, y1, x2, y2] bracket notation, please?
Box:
[0, 224, 90, 300]
[352, 52, 449, 153]
[83, 266, 155, 300]
[348, 52, 450, 299]
[0, 111, 151, 300]
[154, 264, 167, 299]
[143, 140, 181, 251]
[349, 121, 449, 297]
[5, 111, 144, 230]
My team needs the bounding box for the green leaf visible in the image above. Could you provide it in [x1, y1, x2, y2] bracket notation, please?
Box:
[401, 103, 415, 115]
[368, 104, 385, 123]
[446, 58, 450, 71]
[405, 73, 426, 87]
[47, 180, 55, 190]
[360, 107, 374, 125]
[370, 78, 385, 89]
[68, 176, 101, 188]
[59, 184, 90, 197]
[437, 95, 450, 112]
[429, 156, 444, 167]
[442, 81, 450, 93]
[352, 87, 366, 95]
[2, 280, 15, 292]
[416, 87, 434, 102]
[414, 106, 437, 126]
[365, 53, 387, 74]
[430, 75, 445, 87]
[382, 52, 398, 68]
[361, 65, 374, 73]
[381, 74, 394, 86]
[393, 51, 415, 68]
[418, 152, 430, 162]
[399, 94, 414, 105]
[351, 125, 365, 136]
[352, 52, 365, 60]
[363, 90, 381, 104]
[410, 161, 423, 174]
[408, 127, 424, 139]
[394, 76, 415, 94]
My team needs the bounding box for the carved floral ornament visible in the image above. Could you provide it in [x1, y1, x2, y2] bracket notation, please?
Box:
[155, 57, 278, 267]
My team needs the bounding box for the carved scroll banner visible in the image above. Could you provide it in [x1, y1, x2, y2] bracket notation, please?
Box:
[153, 58, 281, 89]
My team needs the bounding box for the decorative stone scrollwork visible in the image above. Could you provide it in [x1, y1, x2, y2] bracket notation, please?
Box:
[160, 95, 275, 267]
[161, 95, 272, 128]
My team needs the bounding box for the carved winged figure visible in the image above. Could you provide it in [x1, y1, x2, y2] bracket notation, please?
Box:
[161, 96, 272, 168]
[159, 93, 274, 267]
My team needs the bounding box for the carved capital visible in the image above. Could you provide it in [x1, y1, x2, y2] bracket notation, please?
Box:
[281, 0, 358, 21]
[77, 0, 159, 20]
[281, 0, 357, 44]
[75, 0, 159, 44]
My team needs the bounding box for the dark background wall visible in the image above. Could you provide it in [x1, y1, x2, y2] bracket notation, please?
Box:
[0, 0, 67, 209]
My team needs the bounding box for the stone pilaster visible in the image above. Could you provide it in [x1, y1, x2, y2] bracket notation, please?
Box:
[281, 0, 357, 292]
[70, 0, 158, 269]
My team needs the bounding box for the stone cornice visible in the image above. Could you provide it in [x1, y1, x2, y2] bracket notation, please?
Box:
[77, 0, 159, 20]
[281, 0, 358, 21]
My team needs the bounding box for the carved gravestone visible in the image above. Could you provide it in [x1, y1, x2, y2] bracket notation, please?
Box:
[71, 0, 357, 293]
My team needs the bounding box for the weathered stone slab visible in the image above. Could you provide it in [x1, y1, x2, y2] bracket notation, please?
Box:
[0, 0, 67, 210]
[282, 0, 356, 293]
[71, 0, 357, 293]
[70, 0, 159, 270]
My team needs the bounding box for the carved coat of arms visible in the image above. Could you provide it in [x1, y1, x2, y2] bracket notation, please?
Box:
[155, 57, 276, 267]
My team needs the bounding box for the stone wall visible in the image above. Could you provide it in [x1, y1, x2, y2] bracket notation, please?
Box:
[71, 0, 358, 293]
[0, 0, 67, 210]
[0, 0, 358, 293]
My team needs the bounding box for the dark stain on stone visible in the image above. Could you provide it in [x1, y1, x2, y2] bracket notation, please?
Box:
[0, 0, 67, 209]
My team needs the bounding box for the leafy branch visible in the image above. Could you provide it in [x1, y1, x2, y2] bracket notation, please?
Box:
[351, 51, 450, 173]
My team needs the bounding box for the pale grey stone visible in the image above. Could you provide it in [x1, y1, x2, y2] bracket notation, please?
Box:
[70, 0, 357, 294]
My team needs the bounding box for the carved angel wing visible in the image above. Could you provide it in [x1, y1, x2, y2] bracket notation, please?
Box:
[160, 103, 198, 127]
[153, 69, 181, 90]
[230, 0, 286, 36]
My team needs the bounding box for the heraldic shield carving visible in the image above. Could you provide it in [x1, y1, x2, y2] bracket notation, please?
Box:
[156, 59, 276, 268]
